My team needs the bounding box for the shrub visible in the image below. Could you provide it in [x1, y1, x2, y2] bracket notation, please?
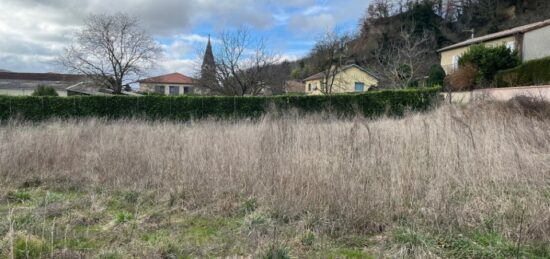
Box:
[459, 44, 519, 86]
[445, 64, 478, 91]
[0, 87, 441, 121]
[427, 64, 446, 87]
[495, 57, 550, 87]
[31, 85, 59, 96]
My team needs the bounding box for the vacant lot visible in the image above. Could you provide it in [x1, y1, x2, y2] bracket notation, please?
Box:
[1, 102, 549, 258]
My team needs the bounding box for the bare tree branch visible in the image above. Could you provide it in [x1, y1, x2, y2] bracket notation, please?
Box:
[59, 13, 161, 94]
[199, 26, 279, 96]
[371, 25, 435, 88]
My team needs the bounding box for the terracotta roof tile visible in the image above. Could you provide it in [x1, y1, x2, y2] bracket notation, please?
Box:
[138, 73, 195, 84]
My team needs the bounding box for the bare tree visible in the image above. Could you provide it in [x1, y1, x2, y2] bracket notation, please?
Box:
[203, 26, 279, 96]
[367, 0, 395, 21]
[372, 27, 435, 88]
[309, 29, 351, 94]
[59, 13, 161, 94]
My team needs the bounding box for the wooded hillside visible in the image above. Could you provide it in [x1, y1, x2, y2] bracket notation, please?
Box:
[288, 0, 550, 88]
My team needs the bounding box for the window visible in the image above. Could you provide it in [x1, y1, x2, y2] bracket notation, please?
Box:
[308, 83, 312, 91]
[452, 55, 460, 70]
[155, 85, 165, 94]
[184, 86, 192, 94]
[355, 82, 365, 92]
[506, 41, 515, 51]
[169, 86, 180, 95]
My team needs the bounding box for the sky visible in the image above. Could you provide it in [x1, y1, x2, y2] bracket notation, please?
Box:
[0, 0, 371, 77]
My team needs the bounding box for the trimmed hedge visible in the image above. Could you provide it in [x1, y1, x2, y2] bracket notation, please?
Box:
[496, 57, 550, 87]
[0, 87, 441, 121]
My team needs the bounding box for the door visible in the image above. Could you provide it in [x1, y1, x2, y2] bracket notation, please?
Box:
[355, 82, 365, 92]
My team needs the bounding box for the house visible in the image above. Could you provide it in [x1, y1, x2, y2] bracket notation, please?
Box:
[438, 19, 550, 74]
[284, 80, 306, 94]
[138, 73, 197, 95]
[0, 72, 90, 96]
[303, 64, 378, 95]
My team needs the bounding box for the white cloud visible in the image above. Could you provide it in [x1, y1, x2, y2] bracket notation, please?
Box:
[303, 5, 331, 16]
[0, 0, 373, 73]
[289, 14, 337, 34]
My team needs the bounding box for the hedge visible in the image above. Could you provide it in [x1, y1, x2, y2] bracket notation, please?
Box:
[0, 87, 441, 121]
[496, 57, 550, 87]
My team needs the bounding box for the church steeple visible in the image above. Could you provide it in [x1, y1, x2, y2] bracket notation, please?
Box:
[202, 35, 215, 71]
[200, 34, 217, 90]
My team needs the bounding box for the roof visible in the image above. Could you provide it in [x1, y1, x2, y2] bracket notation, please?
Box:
[285, 80, 305, 93]
[65, 82, 111, 96]
[0, 72, 86, 82]
[138, 73, 194, 84]
[303, 64, 379, 82]
[0, 72, 88, 91]
[438, 19, 550, 52]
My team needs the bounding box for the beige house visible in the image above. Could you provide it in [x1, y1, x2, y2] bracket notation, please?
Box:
[303, 64, 378, 95]
[438, 19, 550, 74]
[138, 73, 196, 95]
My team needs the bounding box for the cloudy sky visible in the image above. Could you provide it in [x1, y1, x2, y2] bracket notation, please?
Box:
[0, 0, 371, 76]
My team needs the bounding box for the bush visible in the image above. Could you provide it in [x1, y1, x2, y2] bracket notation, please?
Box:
[427, 64, 446, 87]
[459, 44, 519, 86]
[31, 85, 59, 96]
[495, 57, 550, 87]
[0, 87, 441, 121]
[445, 64, 478, 91]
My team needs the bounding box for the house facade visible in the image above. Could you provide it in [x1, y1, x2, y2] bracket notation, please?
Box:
[438, 19, 550, 74]
[0, 72, 89, 96]
[303, 64, 378, 95]
[138, 73, 196, 95]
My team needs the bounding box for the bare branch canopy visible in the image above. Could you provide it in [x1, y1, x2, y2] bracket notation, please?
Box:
[59, 13, 161, 94]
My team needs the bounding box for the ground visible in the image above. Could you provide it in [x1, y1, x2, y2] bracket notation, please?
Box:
[1, 101, 550, 258]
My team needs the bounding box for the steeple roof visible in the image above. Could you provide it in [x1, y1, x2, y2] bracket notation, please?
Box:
[202, 35, 215, 69]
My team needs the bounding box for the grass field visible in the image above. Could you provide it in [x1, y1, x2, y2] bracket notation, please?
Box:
[1, 101, 549, 258]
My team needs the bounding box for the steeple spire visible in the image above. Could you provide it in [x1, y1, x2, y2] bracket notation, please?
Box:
[202, 34, 215, 70]
[200, 33, 217, 90]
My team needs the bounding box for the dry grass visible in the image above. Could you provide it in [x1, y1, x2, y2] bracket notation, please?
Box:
[1, 102, 550, 256]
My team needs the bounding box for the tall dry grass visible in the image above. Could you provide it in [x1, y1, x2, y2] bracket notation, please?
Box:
[1, 102, 549, 243]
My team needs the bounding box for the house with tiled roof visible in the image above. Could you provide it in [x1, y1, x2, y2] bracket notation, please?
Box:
[438, 19, 550, 74]
[138, 73, 197, 95]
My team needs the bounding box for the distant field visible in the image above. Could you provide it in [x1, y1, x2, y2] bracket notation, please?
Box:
[1, 101, 549, 258]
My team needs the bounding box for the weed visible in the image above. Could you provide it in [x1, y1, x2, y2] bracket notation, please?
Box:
[262, 245, 290, 259]
[13, 234, 50, 259]
[115, 211, 134, 224]
[20, 177, 41, 188]
[240, 197, 258, 215]
[301, 231, 315, 246]
[7, 191, 32, 203]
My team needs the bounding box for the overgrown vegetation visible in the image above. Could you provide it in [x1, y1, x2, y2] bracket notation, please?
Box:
[0, 87, 440, 121]
[458, 44, 519, 87]
[1, 101, 550, 257]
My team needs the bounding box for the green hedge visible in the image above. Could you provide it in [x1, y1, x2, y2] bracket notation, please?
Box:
[496, 57, 550, 87]
[0, 87, 441, 121]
